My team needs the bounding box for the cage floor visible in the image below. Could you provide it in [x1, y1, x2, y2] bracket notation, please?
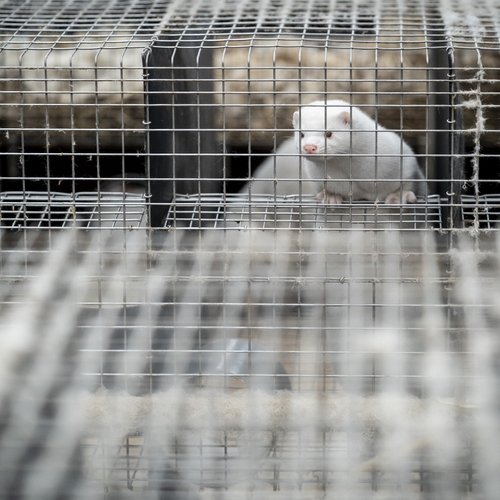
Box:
[2, 192, 500, 232]
[165, 193, 444, 230]
[82, 427, 479, 496]
[0, 191, 147, 230]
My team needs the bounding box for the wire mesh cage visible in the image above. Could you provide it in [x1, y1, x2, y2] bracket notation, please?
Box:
[1, 0, 500, 499]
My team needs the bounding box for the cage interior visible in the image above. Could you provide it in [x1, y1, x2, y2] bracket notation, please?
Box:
[1, 0, 500, 499]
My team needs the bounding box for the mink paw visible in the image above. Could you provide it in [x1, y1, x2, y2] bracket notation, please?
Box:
[384, 190, 417, 204]
[316, 191, 344, 204]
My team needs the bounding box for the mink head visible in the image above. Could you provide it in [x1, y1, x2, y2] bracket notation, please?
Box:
[292, 100, 354, 157]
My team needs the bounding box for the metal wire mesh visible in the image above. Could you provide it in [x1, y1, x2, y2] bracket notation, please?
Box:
[1, 0, 500, 499]
[1, 228, 499, 499]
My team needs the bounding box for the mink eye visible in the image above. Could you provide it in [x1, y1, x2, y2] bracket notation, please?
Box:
[325, 131, 332, 138]
[300, 132, 304, 139]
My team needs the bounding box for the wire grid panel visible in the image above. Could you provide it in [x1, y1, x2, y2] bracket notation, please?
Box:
[0, 0, 500, 499]
[164, 193, 444, 230]
[0, 228, 499, 499]
[0, 191, 147, 230]
[0, 0, 498, 230]
[143, 0, 497, 231]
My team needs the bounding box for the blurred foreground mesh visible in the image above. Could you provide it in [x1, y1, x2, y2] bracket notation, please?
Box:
[0, 227, 499, 499]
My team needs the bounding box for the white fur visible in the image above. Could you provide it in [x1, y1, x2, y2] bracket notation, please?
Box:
[239, 139, 316, 197]
[292, 99, 425, 204]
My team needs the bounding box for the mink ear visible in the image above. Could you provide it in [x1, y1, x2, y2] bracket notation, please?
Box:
[292, 111, 299, 129]
[340, 111, 351, 125]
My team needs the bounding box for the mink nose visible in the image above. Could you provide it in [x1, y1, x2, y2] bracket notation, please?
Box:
[303, 144, 317, 154]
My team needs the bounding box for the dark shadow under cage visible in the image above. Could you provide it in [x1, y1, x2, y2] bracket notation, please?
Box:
[1, 1, 500, 499]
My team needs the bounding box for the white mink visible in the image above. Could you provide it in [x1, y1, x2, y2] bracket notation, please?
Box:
[292, 99, 425, 204]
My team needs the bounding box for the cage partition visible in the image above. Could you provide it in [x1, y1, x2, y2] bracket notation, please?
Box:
[1, 1, 500, 499]
[144, 27, 221, 227]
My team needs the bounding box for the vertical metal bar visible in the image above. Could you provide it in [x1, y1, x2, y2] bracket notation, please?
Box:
[429, 14, 464, 232]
